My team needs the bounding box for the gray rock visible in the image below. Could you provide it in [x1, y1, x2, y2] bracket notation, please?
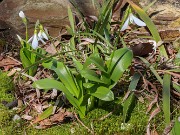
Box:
[0, 0, 99, 36]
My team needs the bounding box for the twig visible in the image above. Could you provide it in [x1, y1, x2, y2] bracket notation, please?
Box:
[74, 113, 94, 135]
[98, 111, 114, 121]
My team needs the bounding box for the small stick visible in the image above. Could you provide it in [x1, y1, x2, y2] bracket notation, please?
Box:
[74, 113, 94, 135]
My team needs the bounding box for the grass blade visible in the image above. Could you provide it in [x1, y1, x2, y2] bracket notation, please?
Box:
[162, 73, 171, 125]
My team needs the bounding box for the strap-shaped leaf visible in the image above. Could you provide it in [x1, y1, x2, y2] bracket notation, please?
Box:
[90, 86, 114, 101]
[84, 53, 106, 72]
[33, 78, 86, 117]
[108, 48, 133, 82]
[163, 73, 171, 125]
[81, 68, 104, 83]
[20, 48, 37, 76]
[43, 60, 79, 98]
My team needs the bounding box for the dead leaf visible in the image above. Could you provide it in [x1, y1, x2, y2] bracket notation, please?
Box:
[45, 41, 60, 55]
[7, 68, 21, 76]
[0, 56, 21, 71]
[34, 109, 74, 129]
[146, 95, 158, 113]
[22, 114, 33, 121]
[148, 107, 161, 123]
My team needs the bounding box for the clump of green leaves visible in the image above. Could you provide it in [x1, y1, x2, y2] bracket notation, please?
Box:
[33, 48, 133, 117]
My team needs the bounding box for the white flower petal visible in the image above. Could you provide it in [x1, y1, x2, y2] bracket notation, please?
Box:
[27, 36, 33, 43]
[38, 31, 42, 38]
[17, 35, 22, 42]
[39, 38, 46, 44]
[42, 32, 48, 40]
[131, 15, 146, 26]
[19, 11, 25, 18]
[129, 14, 134, 23]
[120, 17, 130, 31]
[32, 34, 39, 49]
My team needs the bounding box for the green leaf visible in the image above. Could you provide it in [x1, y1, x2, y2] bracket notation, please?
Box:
[171, 118, 180, 135]
[122, 93, 136, 122]
[163, 73, 171, 125]
[33, 78, 86, 117]
[20, 48, 37, 76]
[81, 68, 104, 83]
[83, 83, 95, 88]
[73, 57, 83, 71]
[85, 53, 106, 72]
[90, 86, 114, 101]
[129, 73, 141, 91]
[108, 48, 133, 83]
[35, 105, 53, 122]
[68, 6, 75, 33]
[43, 60, 79, 98]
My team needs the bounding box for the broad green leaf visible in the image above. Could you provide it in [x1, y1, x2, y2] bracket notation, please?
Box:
[20, 48, 32, 69]
[122, 93, 136, 122]
[163, 73, 171, 125]
[73, 57, 83, 71]
[90, 86, 114, 101]
[20, 48, 37, 76]
[81, 68, 104, 83]
[85, 53, 106, 72]
[43, 60, 79, 98]
[127, 0, 168, 58]
[34, 105, 53, 123]
[33, 78, 86, 117]
[108, 48, 133, 82]
[83, 83, 95, 88]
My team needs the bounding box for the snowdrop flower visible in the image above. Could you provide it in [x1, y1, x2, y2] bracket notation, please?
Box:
[121, 13, 146, 31]
[19, 11, 27, 25]
[28, 30, 39, 49]
[19, 11, 25, 19]
[38, 25, 48, 44]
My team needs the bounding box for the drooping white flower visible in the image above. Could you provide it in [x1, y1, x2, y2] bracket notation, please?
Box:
[19, 11, 26, 19]
[38, 25, 48, 40]
[32, 33, 39, 49]
[121, 13, 146, 31]
[28, 30, 39, 49]
[38, 30, 48, 40]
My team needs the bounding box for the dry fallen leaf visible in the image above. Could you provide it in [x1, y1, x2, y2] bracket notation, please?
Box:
[34, 109, 74, 129]
[0, 56, 21, 71]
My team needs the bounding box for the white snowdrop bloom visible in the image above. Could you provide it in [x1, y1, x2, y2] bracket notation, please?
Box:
[28, 32, 39, 49]
[19, 11, 26, 19]
[121, 13, 146, 31]
[38, 30, 48, 40]
[32, 34, 39, 49]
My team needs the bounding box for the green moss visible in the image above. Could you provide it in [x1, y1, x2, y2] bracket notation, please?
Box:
[0, 72, 179, 135]
[0, 70, 14, 103]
